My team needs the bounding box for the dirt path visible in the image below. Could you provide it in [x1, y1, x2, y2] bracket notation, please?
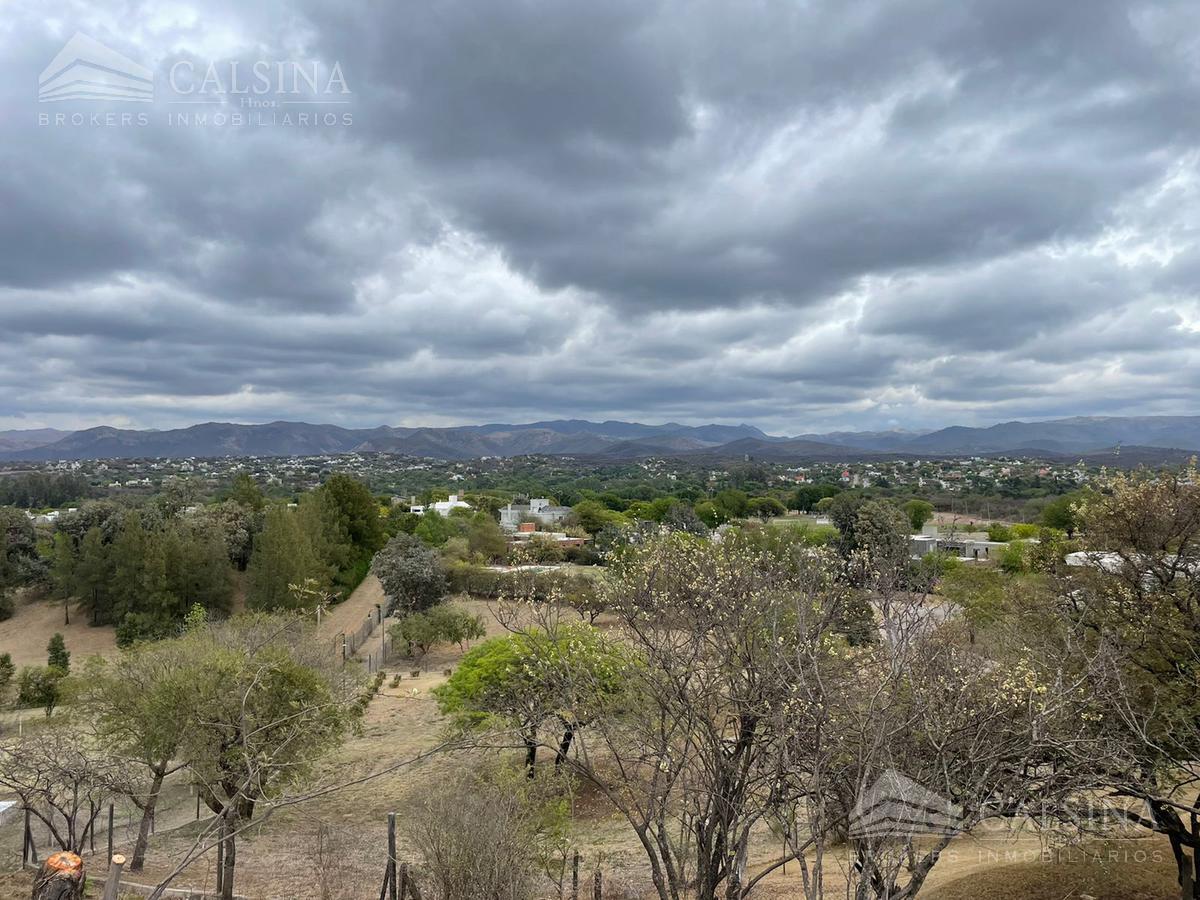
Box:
[315, 575, 388, 658]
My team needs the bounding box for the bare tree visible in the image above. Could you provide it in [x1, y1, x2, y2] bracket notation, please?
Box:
[0, 718, 115, 854]
[508, 534, 853, 900]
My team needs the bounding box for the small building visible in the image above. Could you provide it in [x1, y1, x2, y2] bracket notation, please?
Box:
[411, 494, 472, 517]
[499, 498, 573, 531]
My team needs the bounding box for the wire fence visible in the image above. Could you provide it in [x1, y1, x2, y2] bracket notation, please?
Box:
[332, 604, 396, 673]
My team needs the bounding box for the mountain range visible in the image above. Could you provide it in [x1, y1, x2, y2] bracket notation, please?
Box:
[1, 415, 1199, 462]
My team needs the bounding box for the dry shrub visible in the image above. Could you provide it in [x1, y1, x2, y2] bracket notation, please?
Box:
[303, 821, 377, 900]
[405, 765, 570, 900]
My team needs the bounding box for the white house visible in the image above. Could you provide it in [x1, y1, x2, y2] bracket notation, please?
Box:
[411, 494, 472, 517]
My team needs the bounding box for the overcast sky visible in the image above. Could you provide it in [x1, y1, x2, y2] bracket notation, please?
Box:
[2, 0, 1199, 435]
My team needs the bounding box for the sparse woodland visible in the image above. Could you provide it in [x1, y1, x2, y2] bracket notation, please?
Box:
[0, 468, 1197, 899]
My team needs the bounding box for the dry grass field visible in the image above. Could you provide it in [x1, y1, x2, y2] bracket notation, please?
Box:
[0, 593, 118, 669]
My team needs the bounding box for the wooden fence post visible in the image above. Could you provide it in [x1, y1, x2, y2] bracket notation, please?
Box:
[100, 854, 126, 900]
[571, 851, 579, 900]
[592, 868, 602, 900]
[398, 862, 408, 900]
[387, 812, 398, 900]
[107, 804, 114, 865]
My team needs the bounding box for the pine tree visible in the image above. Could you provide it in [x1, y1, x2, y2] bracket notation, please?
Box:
[0, 652, 14, 693]
[163, 521, 234, 616]
[47, 633, 70, 673]
[246, 505, 324, 610]
[75, 526, 114, 625]
[229, 472, 266, 511]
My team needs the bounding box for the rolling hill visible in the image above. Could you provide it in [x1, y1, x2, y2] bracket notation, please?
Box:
[2, 415, 1199, 462]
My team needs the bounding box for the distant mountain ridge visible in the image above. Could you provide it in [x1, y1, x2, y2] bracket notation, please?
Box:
[0, 428, 71, 453]
[0, 419, 772, 462]
[2, 415, 1199, 462]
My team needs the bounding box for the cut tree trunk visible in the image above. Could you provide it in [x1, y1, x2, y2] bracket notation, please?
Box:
[32, 851, 85, 900]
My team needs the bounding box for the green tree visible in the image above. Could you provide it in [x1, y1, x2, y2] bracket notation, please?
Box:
[1040, 493, 1082, 536]
[17, 665, 63, 715]
[525, 534, 566, 564]
[318, 474, 386, 558]
[938, 565, 1007, 644]
[828, 492, 866, 556]
[246, 505, 325, 611]
[194, 500, 257, 570]
[998, 540, 1028, 574]
[0, 505, 42, 595]
[746, 496, 787, 519]
[693, 500, 724, 528]
[176, 616, 352, 900]
[228, 473, 266, 511]
[75, 641, 195, 871]
[392, 610, 444, 662]
[435, 623, 627, 776]
[163, 519, 235, 616]
[47, 633, 70, 673]
[467, 512, 508, 561]
[74, 526, 114, 625]
[570, 499, 626, 535]
[431, 604, 487, 649]
[855, 500, 910, 569]
[50, 532, 76, 600]
[663, 502, 708, 536]
[903, 499, 935, 531]
[109, 511, 173, 634]
[790, 483, 839, 512]
[986, 523, 1013, 542]
[390, 605, 484, 662]
[713, 488, 750, 519]
[0, 652, 14, 694]
[414, 509, 455, 546]
[372, 532, 448, 615]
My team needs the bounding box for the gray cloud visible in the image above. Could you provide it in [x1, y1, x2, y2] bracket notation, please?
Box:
[0, 0, 1198, 435]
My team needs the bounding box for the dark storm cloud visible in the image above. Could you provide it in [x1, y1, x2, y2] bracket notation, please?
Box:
[0, 0, 1197, 433]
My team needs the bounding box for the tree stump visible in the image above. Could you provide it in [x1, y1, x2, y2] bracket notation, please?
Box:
[31, 851, 85, 900]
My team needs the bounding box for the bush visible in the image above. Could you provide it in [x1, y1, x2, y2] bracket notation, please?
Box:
[0, 653, 13, 693]
[986, 523, 1013, 542]
[391, 604, 486, 661]
[405, 766, 570, 900]
[523, 535, 566, 564]
[0, 592, 12, 622]
[999, 541, 1029, 574]
[446, 562, 508, 598]
[16, 665, 63, 715]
